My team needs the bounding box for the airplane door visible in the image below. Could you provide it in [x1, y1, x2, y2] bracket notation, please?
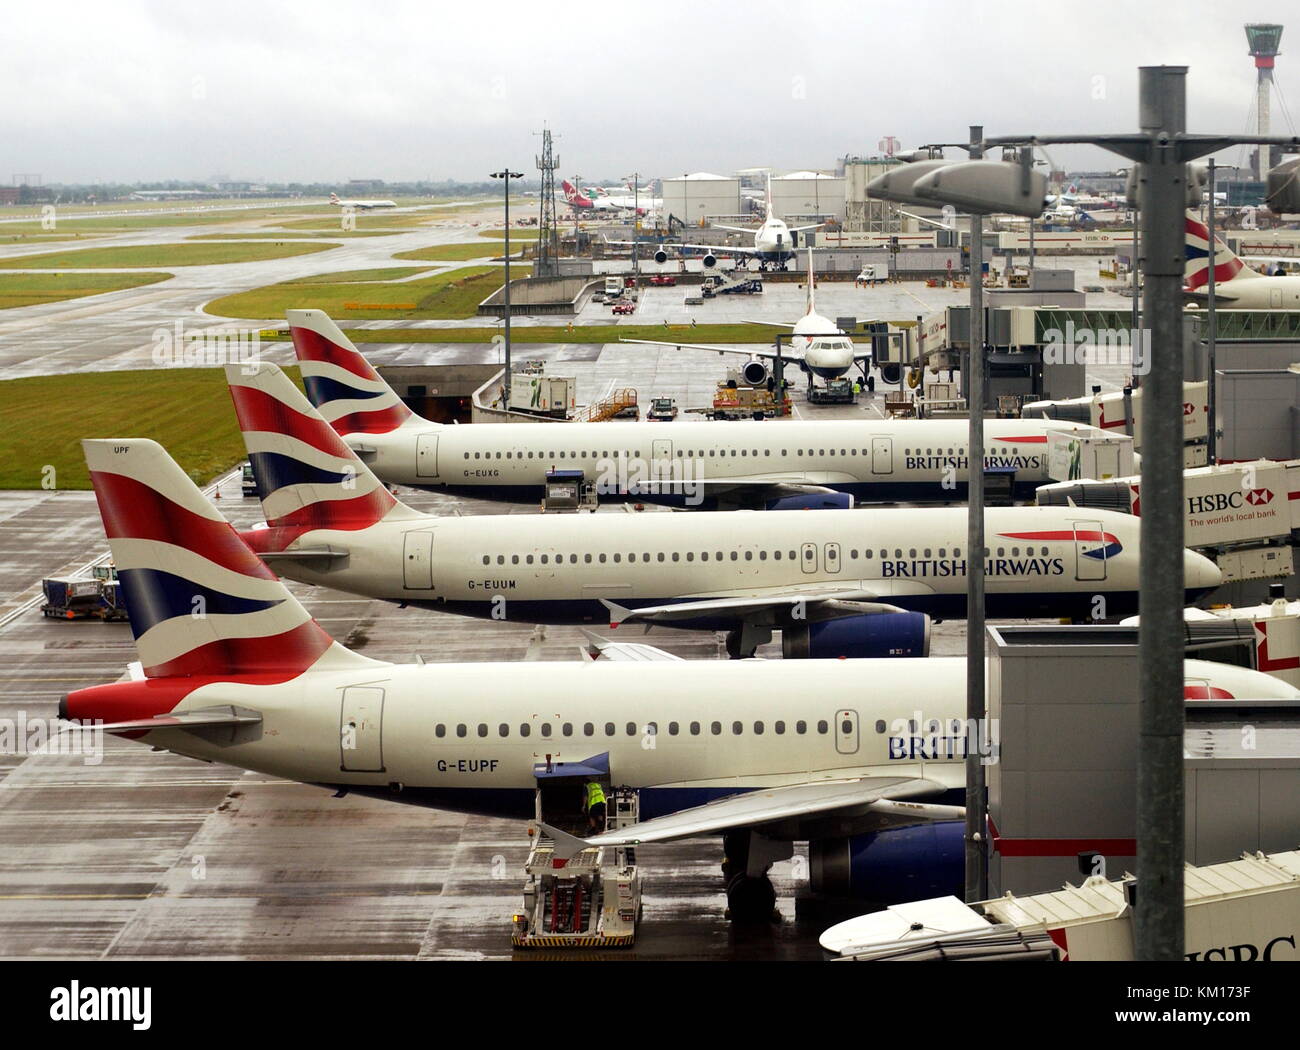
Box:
[834, 709, 859, 755]
[1073, 519, 1108, 582]
[1271, 287, 1284, 308]
[800, 542, 818, 575]
[416, 434, 439, 479]
[823, 542, 842, 575]
[651, 438, 673, 491]
[340, 686, 385, 772]
[403, 530, 433, 589]
[871, 437, 893, 475]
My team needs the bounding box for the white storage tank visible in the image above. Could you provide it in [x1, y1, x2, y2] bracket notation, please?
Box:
[661, 173, 741, 227]
[770, 170, 845, 222]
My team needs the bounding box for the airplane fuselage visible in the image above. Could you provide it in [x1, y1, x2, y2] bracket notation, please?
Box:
[66, 655, 1286, 825]
[342, 418, 1100, 504]
[244, 506, 1218, 626]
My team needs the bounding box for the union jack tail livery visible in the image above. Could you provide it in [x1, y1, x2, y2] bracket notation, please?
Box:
[80, 438, 372, 681]
[1184, 211, 1259, 291]
[225, 361, 421, 543]
[286, 309, 416, 437]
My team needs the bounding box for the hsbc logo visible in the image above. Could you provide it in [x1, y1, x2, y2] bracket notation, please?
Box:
[1183, 402, 1195, 416]
[1187, 489, 1275, 514]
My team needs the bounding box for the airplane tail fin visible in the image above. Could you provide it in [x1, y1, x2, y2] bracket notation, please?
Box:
[81, 439, 373, 679]
[286, 308, 419, 436]
[224, 361, 422, 535]
[1185, 210, 1259, 289]
[329, 192, 340, 204]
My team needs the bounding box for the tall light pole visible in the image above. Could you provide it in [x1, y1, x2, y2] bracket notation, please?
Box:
[490, 168, 524, 405]
[625, 172, 640, 286]
[1207, 158, 1218, 464]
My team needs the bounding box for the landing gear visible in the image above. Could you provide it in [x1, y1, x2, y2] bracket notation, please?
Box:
[723, 622, 771, 660]
[721, 830, 787, 924]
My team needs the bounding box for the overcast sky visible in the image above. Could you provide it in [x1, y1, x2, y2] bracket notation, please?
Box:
[5, 1, 1295, 184]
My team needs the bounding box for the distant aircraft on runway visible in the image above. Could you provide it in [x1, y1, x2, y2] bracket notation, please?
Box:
[329, 192, 397, 210]
[621, 249, 869, 384]
[63, 435, 1282, 921]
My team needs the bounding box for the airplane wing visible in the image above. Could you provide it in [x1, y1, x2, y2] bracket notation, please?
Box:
[788, 223, 825, 233]
[620, 338, 787, 360]
[1182, 286, 1242, 304]
[541, 776, 962, 854]
[578, 630, 684, 662]
[601, 586, 931, 626]
[607, 240, 764, 257]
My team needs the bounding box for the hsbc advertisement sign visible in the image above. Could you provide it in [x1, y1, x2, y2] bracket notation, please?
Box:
[1128, 462, 1292, 547]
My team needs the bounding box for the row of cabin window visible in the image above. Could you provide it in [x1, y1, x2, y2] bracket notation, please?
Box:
[435, 718, 834, 739]
[461, 446, 1019, 461]
[479, 545, 1054, 566]
[433, 716, 945, 740]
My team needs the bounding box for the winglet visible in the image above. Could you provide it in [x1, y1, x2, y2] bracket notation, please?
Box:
[599, 598, 633, 628]
[538, 823, 592, 861]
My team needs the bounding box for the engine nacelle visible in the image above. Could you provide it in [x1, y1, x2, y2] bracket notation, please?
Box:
[653, 249, 668, 264]
[879, 362, 902, 385]
[809, 822, 964, 902]
[781, 612, 930, 659]
[702, 252, 717, 269]
[741, 359, 770, 387]
[764, 492, 853, 511]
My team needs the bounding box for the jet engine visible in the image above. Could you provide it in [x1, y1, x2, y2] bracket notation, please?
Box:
[764, 492, 853, 511]
[781, 612, 930, 659]
[741, 359, 770, 387]
[653, 248, 668, 264]
[879, 362, 902, 385]
[809, 822, 964, 902]
[702, 252, 717, 268]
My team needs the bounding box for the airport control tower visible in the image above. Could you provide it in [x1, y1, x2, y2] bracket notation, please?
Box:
[1246, 23, 1284, 180]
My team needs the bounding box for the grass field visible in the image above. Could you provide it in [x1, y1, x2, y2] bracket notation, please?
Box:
[0, 241, 339, 269]
[290, 266, 434, 284]
[276, 213, 444, 233]
[186, 230, 394, 240]
[392, 242, 523, 262]
[343, 321, 772, 344]
[477, 228, 543, 239]
[0, 366, 301, 489]
[205, 265, 504, 320]
[0, 272, 172, 310]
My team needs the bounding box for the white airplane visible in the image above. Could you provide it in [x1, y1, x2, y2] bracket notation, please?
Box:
[560, 180, 653, 215]
[329, 192, 397, 210]
[638, 186, 822, 270]
[64, 437, 1292, 919]
[225, 361, 1222, 657]
[621, 249, 870, 384]
[287, 309, 1110, 506]
[1184, 211, 1300, 308]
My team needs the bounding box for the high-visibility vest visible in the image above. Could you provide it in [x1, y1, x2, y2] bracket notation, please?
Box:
[586, 782, 607, 809]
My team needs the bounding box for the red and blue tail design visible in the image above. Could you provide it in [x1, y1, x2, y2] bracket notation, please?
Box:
[82, 439, 366, 680]
[287, 309, 418, 437]
[998, 529, 1123, 561]
[1184, 211, 1258, 290]
[225, 362, 420, 547]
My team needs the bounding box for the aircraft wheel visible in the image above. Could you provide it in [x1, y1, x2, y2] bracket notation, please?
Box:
[726, 875, 777, 923]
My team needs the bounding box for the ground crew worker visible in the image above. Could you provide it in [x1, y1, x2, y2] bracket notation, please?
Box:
[584, 780, 607, 834]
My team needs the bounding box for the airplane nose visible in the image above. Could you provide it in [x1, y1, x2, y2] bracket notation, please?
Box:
[1183, 549, 1222, 596]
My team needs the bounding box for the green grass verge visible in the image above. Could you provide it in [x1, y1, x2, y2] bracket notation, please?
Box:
[186, 230, 393, 240]
[477, 228, 542, 239]
[392, 242, 523, 262]
[343, 322, 772, 344]
[0, 366, 302, 489]
[0, 241, 339, 269]
[205, 265, 504, 320]
[0, 271, 172, 309]
[289, 266, 434, 284]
